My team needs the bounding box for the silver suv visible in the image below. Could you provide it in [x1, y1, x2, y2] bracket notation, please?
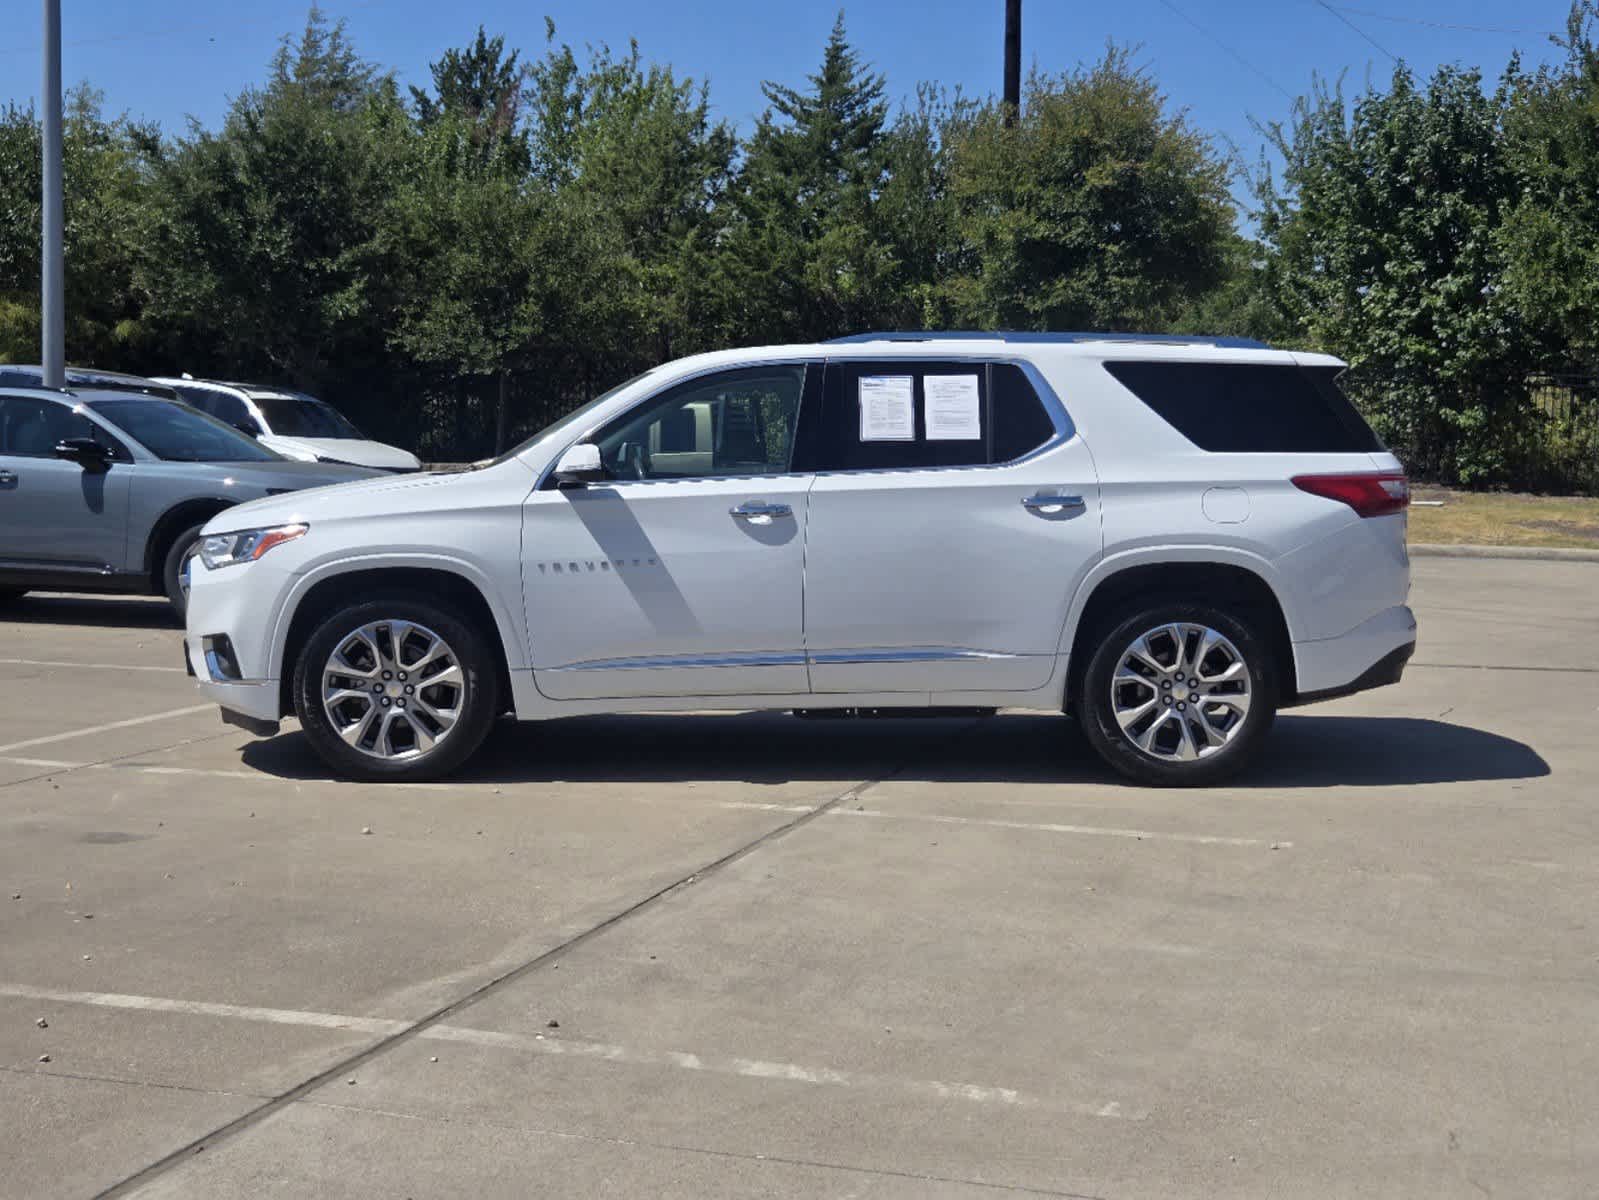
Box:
[0, 384, 374, 617]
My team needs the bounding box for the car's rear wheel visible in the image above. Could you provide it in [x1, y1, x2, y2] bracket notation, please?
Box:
[1078, 600, 1278, 786]
[161, 522, 207, 620]
[293, 596, 499, 782]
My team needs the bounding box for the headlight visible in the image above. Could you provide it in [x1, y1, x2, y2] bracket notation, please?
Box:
[198, 523, 308, 570]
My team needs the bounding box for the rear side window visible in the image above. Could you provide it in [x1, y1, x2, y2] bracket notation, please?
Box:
[1103, 361, 1382, 453]
[803, 361, 1060, 472]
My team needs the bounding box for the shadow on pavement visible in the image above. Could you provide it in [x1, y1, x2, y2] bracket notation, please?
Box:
[0, 593, 177, 630]
[239, 710, 1550, 789]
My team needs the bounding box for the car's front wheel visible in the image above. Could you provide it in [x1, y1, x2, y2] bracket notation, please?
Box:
[161, 522, 207, 620]
[1078, 600, 1278, 786]
[292, 596, 500, 782]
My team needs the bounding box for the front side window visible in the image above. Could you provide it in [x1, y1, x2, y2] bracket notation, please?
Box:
[86, 399, 281, 463]
[0, 396, 112, 458]
[805, 360, 1059, 472]
[592, 365, 810, 482]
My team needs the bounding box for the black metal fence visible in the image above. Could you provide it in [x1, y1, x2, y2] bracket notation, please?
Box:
[1341, 367, 1599, 495]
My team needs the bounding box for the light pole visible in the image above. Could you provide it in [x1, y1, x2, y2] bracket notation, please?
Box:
[1003, 0, 1021, 128]
[41, 0, 65, 387]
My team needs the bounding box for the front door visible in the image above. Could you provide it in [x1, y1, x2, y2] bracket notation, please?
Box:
[801, 359, 1103, 695]
[0, 394, 132, 574]
[525, 363, 818, 701]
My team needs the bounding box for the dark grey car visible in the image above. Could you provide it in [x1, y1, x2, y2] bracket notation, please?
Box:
[0, 385, 375, 616]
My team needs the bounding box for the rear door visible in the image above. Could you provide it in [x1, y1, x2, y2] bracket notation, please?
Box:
[0, 394, 133, 573]
[800, 358, 1103, 695]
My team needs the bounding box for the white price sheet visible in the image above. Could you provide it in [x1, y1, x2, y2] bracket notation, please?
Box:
[924, 374, 982, 440]
[857, 375, 915, 441]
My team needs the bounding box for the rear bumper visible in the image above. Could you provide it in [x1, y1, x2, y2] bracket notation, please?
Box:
[1289, 604, 1417, 705]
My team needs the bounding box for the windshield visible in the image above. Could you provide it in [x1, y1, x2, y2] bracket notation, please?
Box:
[491, 370, 657, 466]
[87, 399, 283, 462]
[254, 396, 365, 439]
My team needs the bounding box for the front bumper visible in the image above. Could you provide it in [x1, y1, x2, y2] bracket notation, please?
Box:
[185, 555, 290, 733]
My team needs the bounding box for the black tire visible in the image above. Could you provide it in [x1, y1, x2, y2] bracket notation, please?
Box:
[1077, 599, 1278, 787]
[292, 595, 500, 782]
[161, 522, 207, 620]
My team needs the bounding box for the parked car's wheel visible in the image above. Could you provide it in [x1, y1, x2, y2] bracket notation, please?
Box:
[293, 596, 500, 782]
[161, 522, 207, 619]
[1078, 600, 1278, 786]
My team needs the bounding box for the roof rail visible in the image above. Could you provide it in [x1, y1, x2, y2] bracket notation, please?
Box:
[826, 330, 1271, 350]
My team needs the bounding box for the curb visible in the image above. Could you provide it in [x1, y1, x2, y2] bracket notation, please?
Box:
[1409, 543, 1599, 563]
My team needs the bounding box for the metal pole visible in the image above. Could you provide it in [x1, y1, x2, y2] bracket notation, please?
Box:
[41, 0, 65, 387]
[1003, 0, 1021, 128]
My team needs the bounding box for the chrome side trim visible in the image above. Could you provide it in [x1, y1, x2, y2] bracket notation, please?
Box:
[545, 651, 808, 673]
[808, 647, 1025, 665]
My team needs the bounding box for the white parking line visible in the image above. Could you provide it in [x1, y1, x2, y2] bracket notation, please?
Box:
[0, 982, 1141, 1119]
[0, 704, 214, 755]
[0, 658, 185, 674]
[721, 802, 1289, 847]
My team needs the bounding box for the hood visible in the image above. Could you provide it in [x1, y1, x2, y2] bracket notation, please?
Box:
[199, 460, 530, 534]
[190, 460, 381, 491]
[259, 435, 421, 471]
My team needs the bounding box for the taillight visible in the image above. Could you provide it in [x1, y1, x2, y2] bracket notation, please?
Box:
[1291, 471, 1410, 518]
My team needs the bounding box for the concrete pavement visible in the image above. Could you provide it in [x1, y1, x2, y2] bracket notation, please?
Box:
[1, 559, 1594, 1198]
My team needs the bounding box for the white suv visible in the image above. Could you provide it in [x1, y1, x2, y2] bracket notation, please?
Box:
[184, 333, 1415, 785]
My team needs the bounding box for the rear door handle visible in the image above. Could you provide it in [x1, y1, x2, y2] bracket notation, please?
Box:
[1021, 492, 1085, 514]
[730, 501, 793, 523]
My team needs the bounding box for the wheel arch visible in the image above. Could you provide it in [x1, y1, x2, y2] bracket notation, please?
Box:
[273, 560, 521, 719]
[1062, 551, 1298, 713]
[144, 498, 236, 590]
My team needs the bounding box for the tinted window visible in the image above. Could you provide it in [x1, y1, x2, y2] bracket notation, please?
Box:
[805, 361, 1059, 472]
[1104, 361, 1382, 453]
[991, 363, 1059, 463]
[86, 399, 281, 462]
[254, 396, 363, 439]
[0, 396, 99, 457]
[592, 365, 809, 481]
[171, 386, 248, 426]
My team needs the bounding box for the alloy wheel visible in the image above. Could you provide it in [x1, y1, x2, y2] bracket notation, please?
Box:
[321, 619, 465, 760]
[1109, 622, 1253, 762]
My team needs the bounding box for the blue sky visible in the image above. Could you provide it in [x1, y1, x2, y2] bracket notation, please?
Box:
[4, 0, 1582, 206]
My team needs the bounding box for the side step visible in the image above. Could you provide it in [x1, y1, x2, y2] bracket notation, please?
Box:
[792, 707, 997, 720]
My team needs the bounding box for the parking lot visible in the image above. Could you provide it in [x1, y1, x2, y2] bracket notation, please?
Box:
[0, 555, 1593, 1198]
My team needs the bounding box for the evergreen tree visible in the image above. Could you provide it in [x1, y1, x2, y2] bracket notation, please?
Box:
[720, 13, 902, 341]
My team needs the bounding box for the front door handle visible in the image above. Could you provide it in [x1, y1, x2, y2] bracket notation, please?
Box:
[1021, 492, 1086, 515]
[0, 470, 16, 490]
[730, 501, 793, 524]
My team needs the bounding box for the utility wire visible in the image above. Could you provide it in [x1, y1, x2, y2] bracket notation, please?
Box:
[1153, 0, 1297, 101]
[1327, 6, 1563, 37]
[1309, 0, 1400, 63]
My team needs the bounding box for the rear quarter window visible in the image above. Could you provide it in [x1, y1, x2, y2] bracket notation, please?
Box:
[1103, 361, 1382, 453]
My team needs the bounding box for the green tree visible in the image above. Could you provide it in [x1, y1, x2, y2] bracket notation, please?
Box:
[0, 90, 157, 366]
[136, 8, 407, 395]
[720, 14, 908, 341]
[1256, 65, 1527, 482]
[942, 46, 1233, 331]
[1499, 1, 1599, 370]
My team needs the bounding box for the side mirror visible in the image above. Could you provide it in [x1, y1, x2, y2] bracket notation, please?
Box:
[551, 443, 605, 486]
[55, 437, 112, 472]
[232, 418, 264, 438]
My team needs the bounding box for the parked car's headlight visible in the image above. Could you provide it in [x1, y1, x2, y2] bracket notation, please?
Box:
[198, 523, 308, 570]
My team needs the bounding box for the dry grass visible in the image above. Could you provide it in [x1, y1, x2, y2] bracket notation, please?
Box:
[1408, 488, 1599, 548]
